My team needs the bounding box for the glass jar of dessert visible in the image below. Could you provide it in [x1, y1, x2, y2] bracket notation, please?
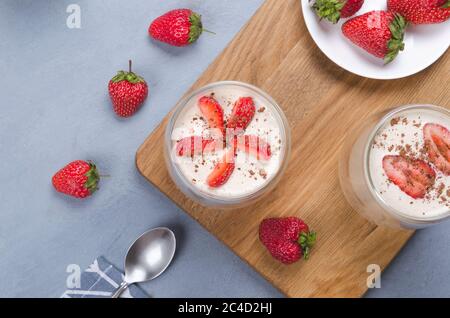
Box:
[164, 81, 291, 208]
[339, 104, 450, 229]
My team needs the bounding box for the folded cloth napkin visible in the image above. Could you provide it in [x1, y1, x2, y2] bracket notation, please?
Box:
[61, 256, 148, 298]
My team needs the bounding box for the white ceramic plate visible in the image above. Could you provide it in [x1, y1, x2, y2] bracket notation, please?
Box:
[301, 0, 450, 79]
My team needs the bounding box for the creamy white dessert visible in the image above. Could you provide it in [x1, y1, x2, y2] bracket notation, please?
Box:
[369, 107, 450, 219]
[170, 85, 285, 198]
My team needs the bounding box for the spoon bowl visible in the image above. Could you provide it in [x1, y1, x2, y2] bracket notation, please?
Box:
[112, 227, 176, 298]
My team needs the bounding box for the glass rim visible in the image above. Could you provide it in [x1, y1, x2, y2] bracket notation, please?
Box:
[363, 104, 450, 224]
[164, 80, 291, 204]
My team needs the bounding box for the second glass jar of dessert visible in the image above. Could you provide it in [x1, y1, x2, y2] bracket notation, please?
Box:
[164, 81, 291, 208]
[339, 104, 450, 229]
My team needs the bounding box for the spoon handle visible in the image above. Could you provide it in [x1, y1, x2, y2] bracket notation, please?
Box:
[111, 281, 129, 298]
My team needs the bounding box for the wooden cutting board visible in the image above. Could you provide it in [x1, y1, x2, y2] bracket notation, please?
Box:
[136, 0, 449, 297]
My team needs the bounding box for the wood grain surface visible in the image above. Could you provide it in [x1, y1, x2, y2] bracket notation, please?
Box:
[136, 0, 449, 297]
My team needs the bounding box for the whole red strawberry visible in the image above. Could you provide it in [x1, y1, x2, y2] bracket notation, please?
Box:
[342, 11, 407, 63]
[108, 60, 148, 118]
[149, 9, 205, 47]
[52, 160, 100, 199]
[259, 217, 316, 264]
[388, 0, 450, 24]
[312, 0, 364, 23]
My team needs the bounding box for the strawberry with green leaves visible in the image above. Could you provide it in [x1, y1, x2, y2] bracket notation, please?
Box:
[149, 9, 208, 47]
[388, 0, 450, 24]
[108, 60, 148, 118]
[259, 217, 316, 264]
[342, 11, 407, 63]
[52, 160, 100, 199]
[312, 0, 364, 23]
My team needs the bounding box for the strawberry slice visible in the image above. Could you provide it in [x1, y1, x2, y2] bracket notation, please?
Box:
[235, 135, 272, 160]
[382, 155, 436, 199]
[207, 149, 236, 188]
[198, 96, 225, 137]
[226, 97, 256, 132]
[176, 136, 216, 157]
[423, 123, 450, 175]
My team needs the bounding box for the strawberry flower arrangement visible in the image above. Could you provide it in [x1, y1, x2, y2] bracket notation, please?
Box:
[175, 95, 272, 188]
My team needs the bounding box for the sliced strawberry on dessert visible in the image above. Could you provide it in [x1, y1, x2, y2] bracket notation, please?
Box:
[388, 0, 450, 25]
[226, 97, 256, 132]
[207, 149, 236, 188]
[176, 136, 216, 157]
[235, 135, 272, 160]
[382, 155, 436, 199]
[198, 95, 225, 137]
[423, 123, 450, 175]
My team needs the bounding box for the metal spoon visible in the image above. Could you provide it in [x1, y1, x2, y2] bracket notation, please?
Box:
[111, 227, 176, 298]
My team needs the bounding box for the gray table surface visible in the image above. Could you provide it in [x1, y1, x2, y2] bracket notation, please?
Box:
[0, 0, 449, 298]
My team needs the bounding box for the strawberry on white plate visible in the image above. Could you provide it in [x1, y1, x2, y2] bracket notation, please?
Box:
[312, 0, 364, 24]
[301, 0, 450, 79]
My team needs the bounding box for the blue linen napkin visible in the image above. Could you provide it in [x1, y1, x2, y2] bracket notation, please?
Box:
[61, 256, 148, 298]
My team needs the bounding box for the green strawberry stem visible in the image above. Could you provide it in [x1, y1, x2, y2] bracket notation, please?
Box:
[385, 14, 408, 64]
[188, 12, 215, 43]
[312, 0, 345, 24]
[111, 60, 146, 84]
[298, 231, 317, 260]
[202, 29, 216, 35]
[442, 1, 450, 8]
[85, 161, 100, 194]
